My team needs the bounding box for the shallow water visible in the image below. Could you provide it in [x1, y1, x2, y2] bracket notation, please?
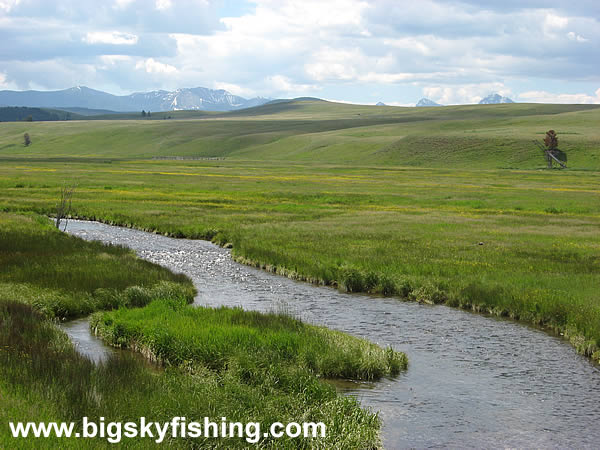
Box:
[59, 317, 118, 363]
[63, 220, 600, 448]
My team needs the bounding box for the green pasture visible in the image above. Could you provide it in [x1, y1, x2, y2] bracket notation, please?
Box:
[1, 100, 599, 361]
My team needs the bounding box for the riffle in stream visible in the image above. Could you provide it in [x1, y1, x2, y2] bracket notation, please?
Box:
[61, 220, 600, 448]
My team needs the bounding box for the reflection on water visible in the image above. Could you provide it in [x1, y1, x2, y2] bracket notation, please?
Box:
[64, 220, 600, 449]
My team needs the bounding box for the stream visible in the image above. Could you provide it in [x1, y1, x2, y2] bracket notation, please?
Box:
[61, 220, 600, 448]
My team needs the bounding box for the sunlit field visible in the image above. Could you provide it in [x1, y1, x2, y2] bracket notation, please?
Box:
[2, 100, 600, 361]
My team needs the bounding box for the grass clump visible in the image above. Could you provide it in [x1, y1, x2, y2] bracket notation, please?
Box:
[91, 299, 406, 381]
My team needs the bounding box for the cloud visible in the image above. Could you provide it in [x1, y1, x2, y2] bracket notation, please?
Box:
[0, 70, 18, 89]
[1, 0, 599, 103]
[566, 31, 588, 42]
[83, 31, 138, 45]
[155, 0, 172, 11]
[545, 13, 569, 29]
[212, 81, 256, 98]
[135, 57, 177, 74]
[518, 88, 600, 104]
[423, 83, 514, 105]
[266, 75, 318, 96]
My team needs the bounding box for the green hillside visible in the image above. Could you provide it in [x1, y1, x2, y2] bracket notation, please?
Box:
[1, 100, 599, 169]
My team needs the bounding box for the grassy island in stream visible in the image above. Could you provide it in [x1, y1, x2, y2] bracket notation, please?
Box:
[0, 213, 405, 448]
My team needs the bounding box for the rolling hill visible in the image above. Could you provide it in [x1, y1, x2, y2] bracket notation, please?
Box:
[1, 99, 599, 169]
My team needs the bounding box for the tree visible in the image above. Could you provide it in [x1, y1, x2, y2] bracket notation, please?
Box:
[543, 130, 558, 150]
[55, 185, 76, 231]
[141, 110, 146, 117]
[534, 130, 566, 169]
[147, 111, 151, 118]
[23, 133, 31, 147]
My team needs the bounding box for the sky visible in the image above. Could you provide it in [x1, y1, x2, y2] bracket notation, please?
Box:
[0, 0, 599, 105]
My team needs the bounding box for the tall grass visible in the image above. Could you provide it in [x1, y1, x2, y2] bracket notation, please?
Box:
[0, 299, 383, 448]
[0, 213, 195, 318]
[91, 299, 406, 380]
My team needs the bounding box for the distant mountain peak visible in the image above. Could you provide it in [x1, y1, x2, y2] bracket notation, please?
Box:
[416, 98, 442, 107]
[375, 101, 386, 106]
[479, 93, 514, 104]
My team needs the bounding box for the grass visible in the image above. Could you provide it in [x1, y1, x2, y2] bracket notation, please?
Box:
[91, 299, 405, 380]
[0, 213, 194, 318]
[0, 300, 385, 448]
[0, 212, 404, 447]
[0, 99, 599, 363]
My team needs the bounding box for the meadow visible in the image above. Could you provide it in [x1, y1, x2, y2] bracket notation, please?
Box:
[1, 99, 599, 365]
[0, 213, 402, 447]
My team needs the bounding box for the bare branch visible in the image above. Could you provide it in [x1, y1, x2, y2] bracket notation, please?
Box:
[56, 184, 76, 231]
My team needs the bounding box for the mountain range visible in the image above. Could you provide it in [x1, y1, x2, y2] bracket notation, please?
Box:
[0, 86, 518, 113]
[0, 86, 270, 112]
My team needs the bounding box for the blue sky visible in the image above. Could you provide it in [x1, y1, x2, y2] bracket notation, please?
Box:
[1, 0, 599, 105]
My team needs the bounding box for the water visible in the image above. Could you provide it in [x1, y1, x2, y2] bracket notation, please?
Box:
[59, 317, 118, 363]
[62, 220, 600, 448]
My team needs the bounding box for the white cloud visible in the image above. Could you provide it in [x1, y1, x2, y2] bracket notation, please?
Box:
[266, 75, 318, 96]
[383, 37, 431, 55]
[423, 83, 513, 105]
[2, 0, 600, 103]
[84, 31, 138, 45]
[135, 57, 177, 74]
[212, 81, 256, 97]
[566, 31, 588, 42]
[155, 0, 172, 11]
[518, 88, 600, 104]
[113, 0, 134, 8]
[0, 71, 17, 89]
[100, 54, 131, 64]
[0, 0, 20, 13]
[545, 13, 569, 29]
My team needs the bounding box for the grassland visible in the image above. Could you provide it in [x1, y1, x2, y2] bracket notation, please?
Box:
[1, 100, 599, 363]
[1, 212, 402, 447]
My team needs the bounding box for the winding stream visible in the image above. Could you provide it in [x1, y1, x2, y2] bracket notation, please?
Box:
[62, 220, 600, 448]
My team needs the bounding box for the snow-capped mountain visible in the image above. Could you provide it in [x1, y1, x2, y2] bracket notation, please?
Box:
[0, 86, 269, 112]
[479, 93, 514, 104]
[416, 98, 442, 107]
